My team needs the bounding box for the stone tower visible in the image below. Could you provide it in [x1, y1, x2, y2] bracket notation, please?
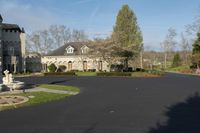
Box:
[20, 27, 26, 73]
[0, 14, 3, 74]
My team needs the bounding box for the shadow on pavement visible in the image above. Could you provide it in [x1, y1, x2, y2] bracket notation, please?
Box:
[147, 92, 200, 133]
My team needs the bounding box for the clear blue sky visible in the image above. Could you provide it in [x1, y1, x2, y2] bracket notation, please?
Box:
[0, 0, 199, 50]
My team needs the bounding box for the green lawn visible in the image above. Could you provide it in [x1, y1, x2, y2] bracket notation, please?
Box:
[75, 72, 96, 76]
[132, 72, 148, 77]
[0, 92, 70, 111]
[167, 65, 190, 72]
[0, 84, 80, 111]
[37, 84, 80, 92]
[76, 71, 163, 77]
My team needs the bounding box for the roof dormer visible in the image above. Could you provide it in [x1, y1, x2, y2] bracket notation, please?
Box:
[65, 45, 74, 54]
[81, 45, 90, 54]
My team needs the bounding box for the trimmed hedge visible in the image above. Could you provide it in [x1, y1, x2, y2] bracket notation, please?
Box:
[135, 68, 145, 72]
[96, 72, 132, 77]
[43, 72, 76, 76]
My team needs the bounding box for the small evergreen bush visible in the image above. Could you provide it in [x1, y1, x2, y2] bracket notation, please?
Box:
[48, 63, 57, 72]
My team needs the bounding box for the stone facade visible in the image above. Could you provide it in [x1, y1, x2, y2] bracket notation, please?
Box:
[41, 42, 110, 72]
[26, 53, 42, 72]
[0, 14, 26, 73]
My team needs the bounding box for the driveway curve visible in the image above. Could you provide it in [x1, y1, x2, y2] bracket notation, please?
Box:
[0, 74, 199, 133]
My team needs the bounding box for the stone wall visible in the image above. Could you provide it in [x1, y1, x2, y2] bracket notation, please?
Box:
[0, 22, 2, 74]
[42, 55, 110, 72]
[26, 54, 42, 72]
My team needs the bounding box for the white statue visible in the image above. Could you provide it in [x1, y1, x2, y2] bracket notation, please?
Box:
[2, 70, 24, 91]
[9, 73, 13, 83]
[2, 70, 14, 84]
[3, 70, 12, 84]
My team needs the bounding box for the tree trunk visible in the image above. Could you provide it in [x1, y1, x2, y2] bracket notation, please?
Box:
[124, 58, 128, 71]
[164, 53, 167, 69]
[140, 51, 143, 69]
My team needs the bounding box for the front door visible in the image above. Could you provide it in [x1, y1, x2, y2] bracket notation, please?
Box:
[68, 61, 72, 71]
[83, 61, 87, 71]
[98, 61, 102, 71]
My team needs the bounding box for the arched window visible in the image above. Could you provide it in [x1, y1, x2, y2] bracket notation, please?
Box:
[98, 61, 103, 71]
[83, 61, 87, 71]
[68, 61, 72, 71]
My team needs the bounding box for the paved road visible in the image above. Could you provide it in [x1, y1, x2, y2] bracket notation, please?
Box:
[0, 74, 200, 133]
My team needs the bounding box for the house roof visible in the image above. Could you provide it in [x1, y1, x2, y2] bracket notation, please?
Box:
[0, 14, 3, 22]
[46, 42, 93, 56]
[2, 23, 22, 32]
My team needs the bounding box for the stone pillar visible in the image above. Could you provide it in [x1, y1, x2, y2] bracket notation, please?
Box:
[0, 17, 3, 75]
[20, 28, 26, 73]
[14, 63, 17, 73]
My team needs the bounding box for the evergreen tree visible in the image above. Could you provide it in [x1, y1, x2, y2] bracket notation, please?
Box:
[192, 33, 200, 54]
[172, 53, 182, 67]
[112, 4, 143, 70]
[192, 33, 200, 69]
[113, 4, 142, 49]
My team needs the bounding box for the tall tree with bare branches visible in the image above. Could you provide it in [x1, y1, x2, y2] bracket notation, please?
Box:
[161, 28, 177, 69]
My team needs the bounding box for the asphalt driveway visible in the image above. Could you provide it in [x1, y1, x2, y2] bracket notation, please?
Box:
[0, 74, 200, 133]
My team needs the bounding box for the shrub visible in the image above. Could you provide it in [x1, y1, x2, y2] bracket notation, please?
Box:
[96, 72, 132, 77]
[135, 68, 145, 72]
[43, 72, 76, 76]
[123, 67, 133, 72]
[172, 53, 182, 67]
[48, 63, 57, 72]
[110, 64, 124, 72]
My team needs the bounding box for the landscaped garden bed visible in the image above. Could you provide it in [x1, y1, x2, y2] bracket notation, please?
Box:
[0, 84, 80, 111]
[42, 71, 164, 77]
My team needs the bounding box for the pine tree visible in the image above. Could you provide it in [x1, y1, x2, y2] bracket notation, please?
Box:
[112, 4, 143, 70]
[192, 33, 200, 70]
[192, 33, 200, 54]
[172, 53, 182, 68]
[113, 4, 142, 49]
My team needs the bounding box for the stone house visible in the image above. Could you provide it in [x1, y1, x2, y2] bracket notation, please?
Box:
[41, 42, 109, 72]
[0, 14, 26, 73]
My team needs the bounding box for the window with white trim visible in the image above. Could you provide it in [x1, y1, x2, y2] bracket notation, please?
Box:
[81, 46, 89, 54]
[66, 46, 74, 54]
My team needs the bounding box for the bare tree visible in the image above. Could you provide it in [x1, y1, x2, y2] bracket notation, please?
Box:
[49, 25, 64, 48]
[28, 32, 41, 54]
[39, 30, 54, 53]
[63, 28, 72, 43]
[71, 29, 88, 42]
[186, 11, 200, 35]
[26, 25, 88, 54]
[161, 28, 177, 69]
[89, 39, 118, 69]
[180, 33, 192, 65]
